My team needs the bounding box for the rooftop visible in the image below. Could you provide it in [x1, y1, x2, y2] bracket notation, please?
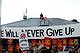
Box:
[2, 18, 78, 27]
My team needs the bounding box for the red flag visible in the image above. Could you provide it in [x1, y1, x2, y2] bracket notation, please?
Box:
[31, 40, 37, 47]
[7, 45, 14, 52]
[52, 38, 58, 46]
[43, 17, 47, 20]
[68, 38, 74, 46]
[44, 37, 51, 48]
[57, 40, 63, 51]
[38, 40, 42, 46]
[62, 38, 67, 46]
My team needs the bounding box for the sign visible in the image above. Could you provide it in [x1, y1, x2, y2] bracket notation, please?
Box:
[1, 23, 80, 39]
[19, 32, 29, 50]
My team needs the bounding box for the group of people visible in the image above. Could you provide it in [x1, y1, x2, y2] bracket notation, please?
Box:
[27, 44, 58, 53]
[1, 44, 80, 53]
[27, 45, 80, 53]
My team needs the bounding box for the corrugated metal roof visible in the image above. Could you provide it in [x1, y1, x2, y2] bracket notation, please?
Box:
[2, 18, 77, 27]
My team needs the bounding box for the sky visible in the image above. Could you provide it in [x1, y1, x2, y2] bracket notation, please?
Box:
[1, 0, 80, 25]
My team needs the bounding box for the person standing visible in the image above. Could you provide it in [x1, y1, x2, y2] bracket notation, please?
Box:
[78, 48, 80, 53]
[68, 46, 75, 53]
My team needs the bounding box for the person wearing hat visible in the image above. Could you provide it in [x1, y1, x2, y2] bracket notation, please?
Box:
[68, 46, 75, 53]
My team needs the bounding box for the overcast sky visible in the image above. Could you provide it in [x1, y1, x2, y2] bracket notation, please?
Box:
[1, 0, 80, 25]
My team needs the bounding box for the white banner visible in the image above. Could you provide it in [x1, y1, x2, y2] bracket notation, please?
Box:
[19, 32, 29, 50]
[1, 23, 80, 39]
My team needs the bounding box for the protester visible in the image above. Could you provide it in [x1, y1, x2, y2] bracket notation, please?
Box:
[33, 44, 39, 53]
[78, 48, 80, 53]
[68, 46, 75, 53]
[40, 49, 51, 53]
[0, 45, 4, 53]
[75, 45, 78, 53]
[15, 43, 21, 53]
